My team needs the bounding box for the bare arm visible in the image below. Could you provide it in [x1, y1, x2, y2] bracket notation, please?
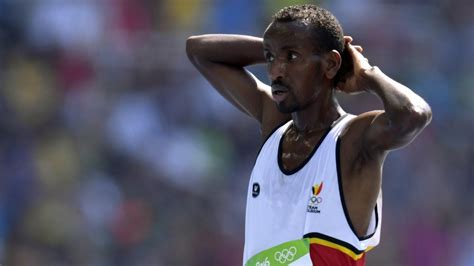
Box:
[187, 34, 265, 66]
[335, 41, 432, 237]
[337, 42, 432, 158]
[186, 34, 289, 135]
[361, 67, 432, 153]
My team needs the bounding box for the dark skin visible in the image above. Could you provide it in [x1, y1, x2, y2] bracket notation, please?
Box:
[186, 21, 432, 237]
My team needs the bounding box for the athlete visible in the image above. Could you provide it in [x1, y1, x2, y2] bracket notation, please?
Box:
[186, 4, 431, 266]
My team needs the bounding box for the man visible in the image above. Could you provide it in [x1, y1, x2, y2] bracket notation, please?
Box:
[186, 4, 431, 266]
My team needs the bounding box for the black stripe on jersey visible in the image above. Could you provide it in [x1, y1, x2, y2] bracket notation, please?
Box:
[277, 113, 349, 175]
[302, 232, 365, 255]
[336, 137, 379, 241]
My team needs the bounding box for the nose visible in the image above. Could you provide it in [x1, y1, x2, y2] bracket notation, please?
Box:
[268, 60, 286, 82]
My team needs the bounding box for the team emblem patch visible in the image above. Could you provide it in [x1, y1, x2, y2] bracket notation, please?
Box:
[307, 182, 323, 213]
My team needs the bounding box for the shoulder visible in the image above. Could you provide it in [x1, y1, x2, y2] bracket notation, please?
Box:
[339, 111, 386, 163]
[341, 111, 384, 137]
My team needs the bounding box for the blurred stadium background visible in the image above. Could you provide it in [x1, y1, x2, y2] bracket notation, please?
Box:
[0, 0, 472, 265]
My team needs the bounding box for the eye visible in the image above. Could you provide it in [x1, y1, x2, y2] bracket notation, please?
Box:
[264, 51, 274, 62]
[287, 52, 298, 61]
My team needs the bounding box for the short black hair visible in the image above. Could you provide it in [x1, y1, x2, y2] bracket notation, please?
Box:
[272, 5, 351, 84]
[272, 4, 344, 54]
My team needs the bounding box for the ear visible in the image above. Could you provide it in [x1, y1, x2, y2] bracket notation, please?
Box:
[323, 50, 342, 80]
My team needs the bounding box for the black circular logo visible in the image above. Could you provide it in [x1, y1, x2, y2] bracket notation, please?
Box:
[252, 183, 260, 198]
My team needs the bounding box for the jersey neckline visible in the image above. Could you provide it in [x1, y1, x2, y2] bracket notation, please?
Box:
[277, 113, 348, 176]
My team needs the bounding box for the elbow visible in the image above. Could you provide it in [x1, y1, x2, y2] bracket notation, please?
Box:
[186, 36, 198, 61]
[412, 102, 432, 130]
[186, 35, 206, 62]
[421, 103, 433, 127]
[396, 102, 433, 136]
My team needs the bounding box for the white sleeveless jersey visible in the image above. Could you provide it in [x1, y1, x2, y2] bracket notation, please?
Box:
[243, 114, 382, 266]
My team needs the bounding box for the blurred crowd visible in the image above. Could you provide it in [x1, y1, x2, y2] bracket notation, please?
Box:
[0, 0, 472, 265]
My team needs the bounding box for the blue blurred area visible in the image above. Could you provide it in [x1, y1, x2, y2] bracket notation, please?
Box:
[0, 0, 472, 265]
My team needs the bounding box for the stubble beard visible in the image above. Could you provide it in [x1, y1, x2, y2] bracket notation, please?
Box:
[275, 90, 321, 114]
[275, 100, 300, 114]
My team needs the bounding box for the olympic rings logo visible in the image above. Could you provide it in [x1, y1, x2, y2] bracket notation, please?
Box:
[274, 246, 297, 263]
[310, 196, 322, 204]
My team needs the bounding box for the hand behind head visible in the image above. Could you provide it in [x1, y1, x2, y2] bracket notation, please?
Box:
[334, 43, 353, 85]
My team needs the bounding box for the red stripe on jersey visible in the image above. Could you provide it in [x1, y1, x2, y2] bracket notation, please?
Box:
[310, 243, 366, 266]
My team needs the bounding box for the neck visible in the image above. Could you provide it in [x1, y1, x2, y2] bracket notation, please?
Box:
[291, 88, 343, 133]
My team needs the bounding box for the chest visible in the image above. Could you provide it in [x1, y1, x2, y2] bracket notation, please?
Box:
[279, 128, 328, 173]
[247, 132, 343, 242]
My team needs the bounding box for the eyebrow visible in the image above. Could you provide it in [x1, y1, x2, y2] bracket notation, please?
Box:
[263, 43, 302, 51]
[281, 44, 302, 50]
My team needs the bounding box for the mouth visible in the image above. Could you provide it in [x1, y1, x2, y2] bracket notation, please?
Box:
[271, 84, 289, 102]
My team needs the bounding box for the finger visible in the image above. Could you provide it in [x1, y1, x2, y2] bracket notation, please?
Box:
[343, 36, 353, 44]
[346, 44, 372, 69]
[346, 43, 366, 61]
[352, 45, 363, 52]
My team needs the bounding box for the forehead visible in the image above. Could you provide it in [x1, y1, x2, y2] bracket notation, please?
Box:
[263, 21, 315, 50]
